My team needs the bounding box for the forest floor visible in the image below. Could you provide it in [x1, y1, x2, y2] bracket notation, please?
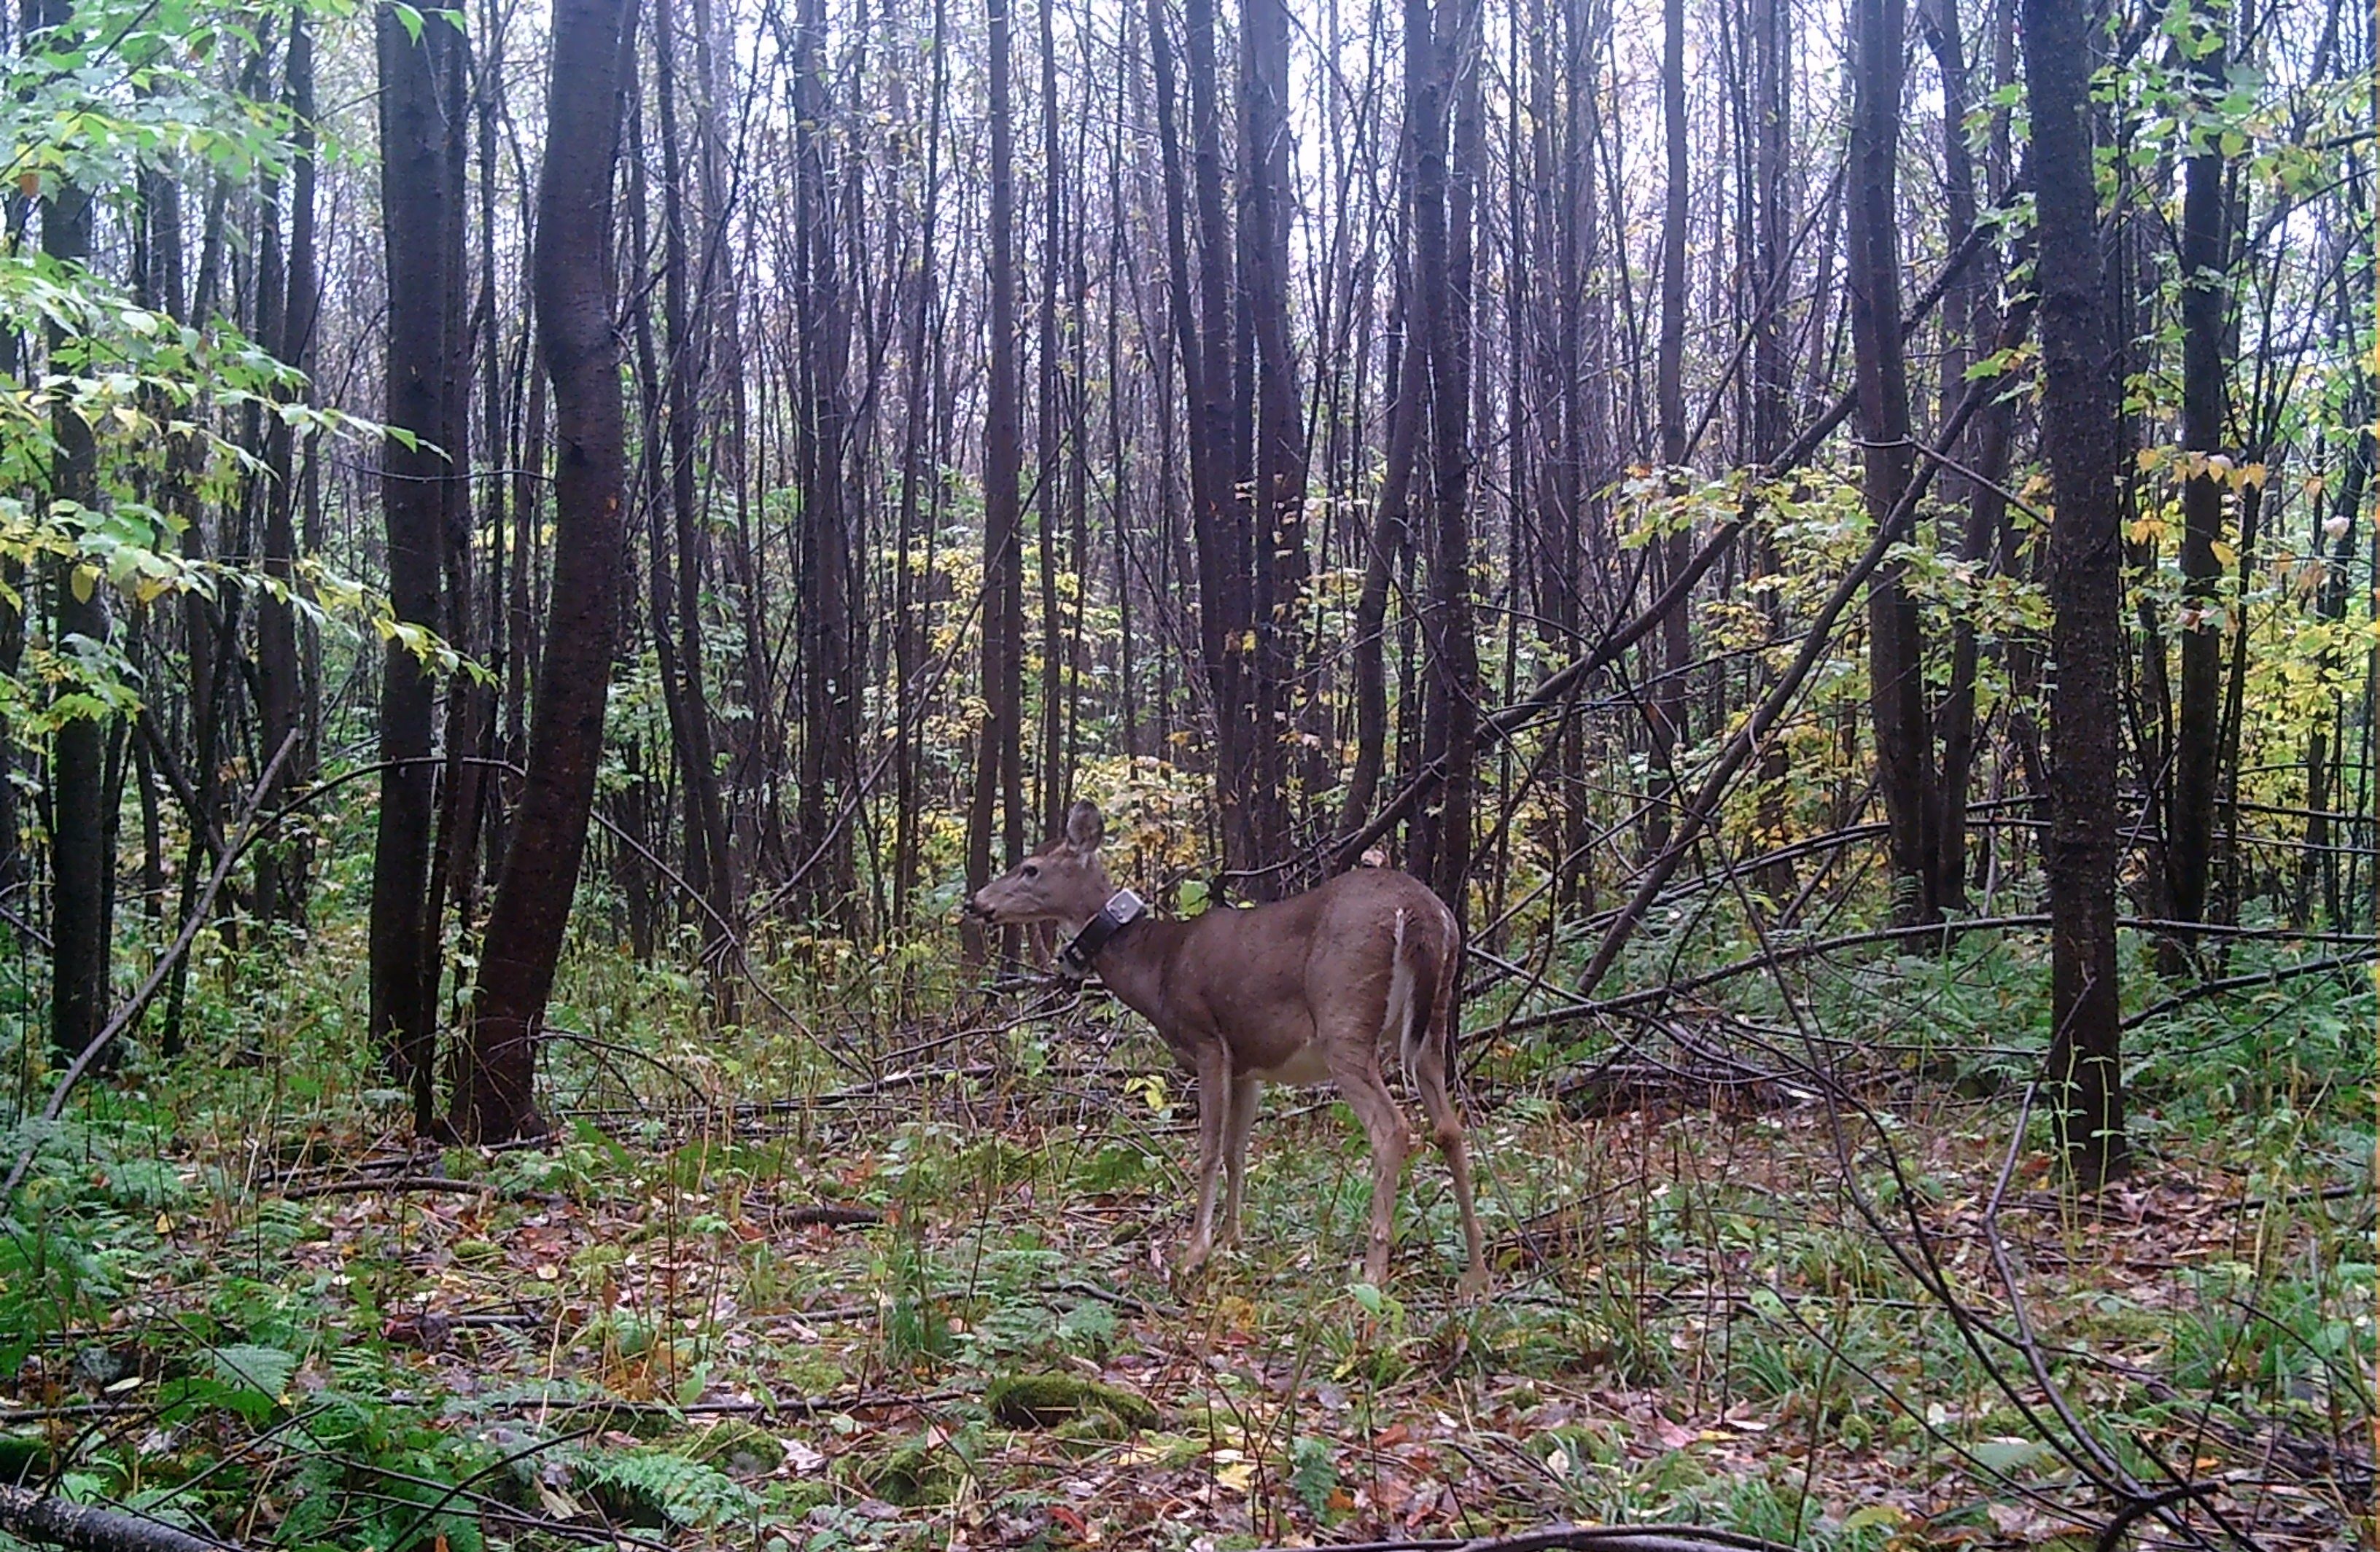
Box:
[1, 929, 2371, 1552]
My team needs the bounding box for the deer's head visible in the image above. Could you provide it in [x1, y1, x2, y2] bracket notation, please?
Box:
[965, 799, 1114, 929]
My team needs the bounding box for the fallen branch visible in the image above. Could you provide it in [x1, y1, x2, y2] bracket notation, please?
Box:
[276, 1176, 503, 1201]
[772, 1204, 884, 1228]
[2120, 947, 2378, 1029]
[1245, 1526, 1803, 1552]
[0, 1487, 237, 1552]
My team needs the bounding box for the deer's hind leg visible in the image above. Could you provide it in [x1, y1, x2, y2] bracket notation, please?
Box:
[1323, 1034, 1415, 1290]
[1219, 1072, 1259, 1247]
[1410, 1005, 1490, 1296]
[1180, 1040, 1232, 1274]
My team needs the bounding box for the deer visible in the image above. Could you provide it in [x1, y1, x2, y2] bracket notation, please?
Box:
[965, 800, 1490, 1295]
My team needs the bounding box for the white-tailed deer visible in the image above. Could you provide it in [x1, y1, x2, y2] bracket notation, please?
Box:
[965, 800, 1489, 1293]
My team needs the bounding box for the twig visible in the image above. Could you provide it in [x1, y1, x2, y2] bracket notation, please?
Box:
[2121, 948, 2377, 1028]
[4, 730, 300, 1206]
[276, 1176, 503, 1201]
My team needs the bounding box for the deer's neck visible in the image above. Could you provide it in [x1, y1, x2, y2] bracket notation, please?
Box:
[1081, 915, 1189, 1031]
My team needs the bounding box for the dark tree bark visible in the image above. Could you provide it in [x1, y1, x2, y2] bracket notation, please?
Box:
[1922, 0, 2004, 915]
[2169, 15, 2231, 940]
[373, 1, 463, 1130]
[1649, 0, 1689, 851]
[1342, 302, 1426, 836]
[256, 9, 318, 929]
[891, 0, 948, 929]
[790, 0, 862, 922]
[1183, 0, 1258, 879]
[1036, 0, 1068, 840]
[1849, 0, 1936, 927]
[38, 5, 105, 1065]
[1241, 0, 1308, 880]
[656, 0, 739, 980]
[461, 0, 634, 1142]
[2024, 0, 2128, 1186]
[965, 0, 1025, 965]
[1404, 0, 1480, 916]
[1749, 0, 1794, 906]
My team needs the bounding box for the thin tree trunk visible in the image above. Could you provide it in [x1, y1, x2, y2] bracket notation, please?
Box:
[1404, 0, 1480, 916]
[1849, 0, 1935, 927]
[373, 1, 459, 1131]
[2169, 18, 2231, 940]
[657, 0, 737, 991]
[257, 9, 317, 929]
[966, 0, 1025, 966]
[1649, 0, 1689, 851]
[37, 0, 104, 1064]
[1242, 0, 1307, 881]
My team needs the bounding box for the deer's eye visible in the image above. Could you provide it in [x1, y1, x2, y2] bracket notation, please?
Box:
[1022, 863, 1040, 878]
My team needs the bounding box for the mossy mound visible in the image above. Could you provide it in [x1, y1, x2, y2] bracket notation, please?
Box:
[670, 1418, 786, 1474]
[986, 1371, 1159, 1432]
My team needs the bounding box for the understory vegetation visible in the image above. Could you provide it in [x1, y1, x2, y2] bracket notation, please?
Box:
[0, 830, 2365, 1548]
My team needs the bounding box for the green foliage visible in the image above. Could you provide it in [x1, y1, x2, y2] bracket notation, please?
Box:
[569, 1440, 763, 1529]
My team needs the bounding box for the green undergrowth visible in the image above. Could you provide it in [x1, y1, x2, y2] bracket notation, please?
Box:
[0, 905, 2363, 1551]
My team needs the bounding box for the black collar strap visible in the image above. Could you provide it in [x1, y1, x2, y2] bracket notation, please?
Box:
[1058, 889, 1147, 980]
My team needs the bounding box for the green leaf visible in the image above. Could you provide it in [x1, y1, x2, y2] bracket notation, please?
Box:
[203, 1342, 299, 1399]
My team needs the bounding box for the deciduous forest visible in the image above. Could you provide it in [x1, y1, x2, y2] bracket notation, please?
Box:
[0, 0, 2368, 1544]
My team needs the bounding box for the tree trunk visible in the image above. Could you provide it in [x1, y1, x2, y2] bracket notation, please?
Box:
[373, 2, 462, 1131]
[39, 53, 105, 1065]
[257, 9, 318, 929]
[462, 0, 633, 1142]
[1649, 0, 1689, 851]
[2024, 0, 2128, 1187]
[656, 0, 739, 988]
[1242, 0, 1307, 882]
[2169, 19, 2231, 941]
[1404, 0, 1480, 918]
[1850, 0, 1935, 927]
[1184, 0, 1257, 880]
[1922, 0, 2000, 915]
[1749, 0, 1793, 906]
[966, 0, 1025, 966]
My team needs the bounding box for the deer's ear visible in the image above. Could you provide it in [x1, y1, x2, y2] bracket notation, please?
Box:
[1065, 799, 1105, 854]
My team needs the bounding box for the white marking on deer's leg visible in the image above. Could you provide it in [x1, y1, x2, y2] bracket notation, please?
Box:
[1181, 1045, 1230, 1272]
[1386, 909, 1420, 1090]
[1220, 1073, 1259, 1247]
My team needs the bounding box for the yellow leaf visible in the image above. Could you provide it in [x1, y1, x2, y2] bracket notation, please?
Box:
[2236, 461, 2267, 489]
[155, 1214, 174, 1235]
[69, 565, 93, 604]
[2210, 539, 2239, 569]
[2135, 446, 2163, 471]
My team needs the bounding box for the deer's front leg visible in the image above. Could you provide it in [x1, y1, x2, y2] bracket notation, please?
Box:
[1179, 1041, 1232, 1274]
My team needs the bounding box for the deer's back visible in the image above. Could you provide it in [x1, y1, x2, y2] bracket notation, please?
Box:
[1162, 867, 1455, 1042]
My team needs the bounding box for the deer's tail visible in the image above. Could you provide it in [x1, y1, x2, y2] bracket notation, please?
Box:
[1389, 897, 1459, 1091]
